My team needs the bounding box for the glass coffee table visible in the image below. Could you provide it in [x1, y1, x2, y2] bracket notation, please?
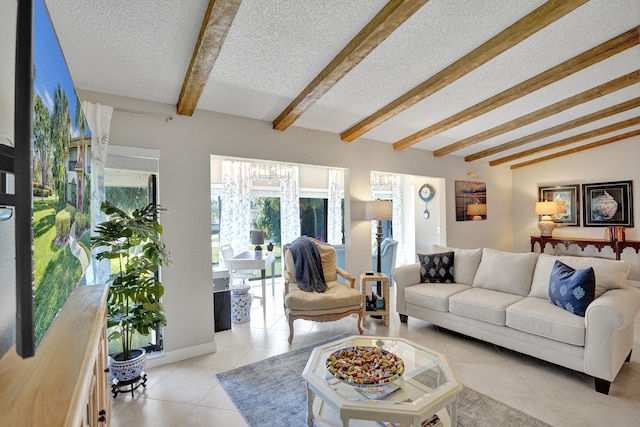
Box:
[302, 336, 462, 427]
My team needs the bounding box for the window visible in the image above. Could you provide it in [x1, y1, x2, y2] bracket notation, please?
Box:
[210, 192, 344, 273]
[210, 158, 346, 278]
[104, 147, 162, 356]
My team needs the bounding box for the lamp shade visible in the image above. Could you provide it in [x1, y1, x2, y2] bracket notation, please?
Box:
[251, 230, 265, 245]
[535, 201, 565, 216]
[467, 203, 487, 216]
[365, 200, 393, 221]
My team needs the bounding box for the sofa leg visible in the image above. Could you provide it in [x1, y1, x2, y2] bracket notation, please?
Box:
[625, 349, 632, 362]
[594, 378, 611, 395]
[399, 314, 408, 323]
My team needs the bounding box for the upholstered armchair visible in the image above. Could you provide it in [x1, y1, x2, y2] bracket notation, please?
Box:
[372, 238, 398, 283]
[283, 237, 363, 344]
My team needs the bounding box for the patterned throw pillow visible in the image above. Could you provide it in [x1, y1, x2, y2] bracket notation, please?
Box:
[548, 260, 595, 317]
[418, 252, 455, 283]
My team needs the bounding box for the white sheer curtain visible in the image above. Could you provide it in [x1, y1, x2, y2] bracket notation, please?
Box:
[279, 164, 300, 246]
[391, 174, 404, 265]
[370, 172, 403, 263]
[327, 169, 344, 245]
[220, 160, 253, 255]
[82, 101, 113, 286]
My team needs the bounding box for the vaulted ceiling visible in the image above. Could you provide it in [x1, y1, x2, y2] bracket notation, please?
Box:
[46, 0, 639, 169]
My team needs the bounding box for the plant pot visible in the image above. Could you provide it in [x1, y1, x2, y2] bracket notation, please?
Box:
[109, 348, 147, 382]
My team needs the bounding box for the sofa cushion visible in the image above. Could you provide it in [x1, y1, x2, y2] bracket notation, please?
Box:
[548, 260, 595, 317]
[285, 280, 361, 311]
[472, 248, 538, 296]
[431, 245, 483, 286]
[418, 251, 455, 283]
[405, 283, 471, 312]
[506, 297, 586, 346]
[315, 240, 338, 282]
[449, 288, 524, 325]
[530, 253, 629, 299]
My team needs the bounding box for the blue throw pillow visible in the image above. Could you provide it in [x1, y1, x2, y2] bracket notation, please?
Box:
[548, 260, 595, 317]
[418, 252, 455, 283]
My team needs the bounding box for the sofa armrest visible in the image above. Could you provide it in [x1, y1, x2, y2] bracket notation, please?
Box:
[392, 264, 421, 315]
[336, 267, 356, 288]
[584, 286, 640, 381]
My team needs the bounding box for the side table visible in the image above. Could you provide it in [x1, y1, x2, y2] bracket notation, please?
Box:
[360, 272, 390, 326]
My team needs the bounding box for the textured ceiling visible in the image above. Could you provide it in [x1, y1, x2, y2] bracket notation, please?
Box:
[45, 0, 640, 167]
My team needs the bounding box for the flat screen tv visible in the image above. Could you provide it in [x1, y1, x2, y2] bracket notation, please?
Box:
[15, 0, 92, 357]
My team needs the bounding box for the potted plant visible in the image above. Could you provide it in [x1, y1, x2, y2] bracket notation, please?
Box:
[90, 201, 170, 383]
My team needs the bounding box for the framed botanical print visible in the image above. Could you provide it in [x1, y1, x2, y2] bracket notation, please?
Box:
[582, 180, 634, 227]
[538, 185, 579, 226]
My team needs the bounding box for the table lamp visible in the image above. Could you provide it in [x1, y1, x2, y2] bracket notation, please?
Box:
[535, 201, 566, 237]
[365, 199, 393, 295]
[251, 230, 265, 257]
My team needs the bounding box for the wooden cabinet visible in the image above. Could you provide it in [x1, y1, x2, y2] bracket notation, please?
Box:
[530, 236, 640, 260]
[0, 284, 110, 426]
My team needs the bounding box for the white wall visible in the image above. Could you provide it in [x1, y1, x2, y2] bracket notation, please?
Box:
[512, 137, 640, 280]
[0, 0, 17, 358]
[0, 0, 15, 139]
[78, 90, 514, 360]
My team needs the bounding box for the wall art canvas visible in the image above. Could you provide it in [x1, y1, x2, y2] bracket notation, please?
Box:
[455, 180, 486, 221]
[539, 185, 579, 226]
[582, 180, 633, 227]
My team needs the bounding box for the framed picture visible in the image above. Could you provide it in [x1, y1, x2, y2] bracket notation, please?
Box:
[538, 185, 579, 226]
[455, 180, 487, 221]
[582, 180, 634, 227]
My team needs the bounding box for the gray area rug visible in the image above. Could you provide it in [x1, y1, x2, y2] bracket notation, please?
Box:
[217, 334, 550, 427]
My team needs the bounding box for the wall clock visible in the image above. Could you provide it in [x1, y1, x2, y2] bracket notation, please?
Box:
[418, 183, 435, 202]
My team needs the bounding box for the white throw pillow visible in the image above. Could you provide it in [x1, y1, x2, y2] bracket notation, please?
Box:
[529, 253, 557, 299]
[431, 244, 482, 286]
[472, 248, 538, 296]
[530, 253, 629, 299]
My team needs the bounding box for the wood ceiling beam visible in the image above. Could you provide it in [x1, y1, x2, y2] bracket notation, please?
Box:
[490, 116, 640, 166]
[464, 96, 640, 162]
[437, 70, 640, 159]
[340, 0, 588, 142]
[393, 27, 639, 151]
[510, 129, 640, 169]
[273, 0, 429, 131]
[177, 0, 242, 116]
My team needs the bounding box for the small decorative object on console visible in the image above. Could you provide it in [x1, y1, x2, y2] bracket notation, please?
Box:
[365, 294, 377, 311]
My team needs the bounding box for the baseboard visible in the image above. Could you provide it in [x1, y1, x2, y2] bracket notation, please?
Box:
[145, 340, 217, 368]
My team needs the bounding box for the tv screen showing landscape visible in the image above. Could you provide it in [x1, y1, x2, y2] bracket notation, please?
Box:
[16, 0, 92, 355]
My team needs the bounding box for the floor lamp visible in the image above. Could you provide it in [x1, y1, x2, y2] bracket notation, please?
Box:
[365, 199, 393, 296]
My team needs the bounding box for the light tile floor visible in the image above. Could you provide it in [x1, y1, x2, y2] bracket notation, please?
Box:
[111, 279, 640, 427]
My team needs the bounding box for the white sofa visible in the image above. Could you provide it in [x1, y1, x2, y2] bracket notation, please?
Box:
[392, 245, 640, 394]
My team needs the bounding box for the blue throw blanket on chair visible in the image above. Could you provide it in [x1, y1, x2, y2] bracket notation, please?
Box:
[285, 236, 327, 293]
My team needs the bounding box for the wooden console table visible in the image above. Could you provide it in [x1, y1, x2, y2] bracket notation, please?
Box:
[530, 236, 640, 260]
[0, 285, 110, 426]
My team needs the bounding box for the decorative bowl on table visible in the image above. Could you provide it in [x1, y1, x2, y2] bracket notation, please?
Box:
[326, 346, 404, 386]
